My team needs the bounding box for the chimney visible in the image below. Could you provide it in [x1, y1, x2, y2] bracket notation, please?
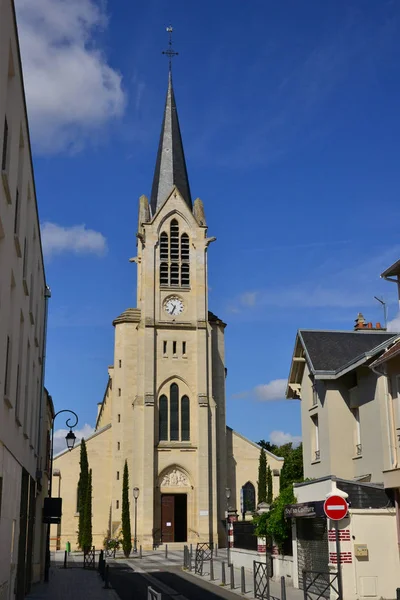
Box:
[354, 313, 366, 330]
[354, 313, 387, 331]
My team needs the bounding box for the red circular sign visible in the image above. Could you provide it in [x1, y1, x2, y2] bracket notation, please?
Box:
[323, 495, 348, 521]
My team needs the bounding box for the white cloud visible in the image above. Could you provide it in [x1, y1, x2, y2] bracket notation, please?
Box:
[53, 423, 94, 456]
[240, 292, 258, 307]
[41, 222, 107, 258]
[232, 246, 400, 312]
[269, 430, 302, 447]
[387, 313, 400, 332]
[16, 0, 126, 153]
[233, 378, 287, 402]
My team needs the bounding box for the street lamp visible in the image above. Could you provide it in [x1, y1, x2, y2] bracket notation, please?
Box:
[45, 409, 79, 582]
[65, 429, 76, 451]
[225, 487, 231, 566]
[133, 487, 140, 553]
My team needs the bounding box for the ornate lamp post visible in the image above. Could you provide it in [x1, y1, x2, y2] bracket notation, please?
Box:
[225, 487, 231, 566]
[133, 487, 139, 553]
[44, 409, 78, 582]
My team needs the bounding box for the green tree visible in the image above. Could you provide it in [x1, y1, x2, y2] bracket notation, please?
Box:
[121, 460, 132, 558]
[77, 439, 89, 549]
[266, 465, 273, 504]
[81, 469, 93, 550]
[266, 485, 296, 553]
[257, 448, 267, 504]
[280, 443, 303, 489]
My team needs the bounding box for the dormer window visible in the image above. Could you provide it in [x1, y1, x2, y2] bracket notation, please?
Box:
[159, 219, 190, 288]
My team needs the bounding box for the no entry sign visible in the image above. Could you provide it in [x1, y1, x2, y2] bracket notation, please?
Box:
[323, 495, 348, 521]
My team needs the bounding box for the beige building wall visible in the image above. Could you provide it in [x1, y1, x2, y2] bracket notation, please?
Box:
[226, 428, 283, 511]
[0, 0, 49, 596]
[51, 425, 112, 551]
[301, 363, 390, 483]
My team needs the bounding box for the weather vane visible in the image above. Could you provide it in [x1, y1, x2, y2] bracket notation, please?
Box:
[162, 25, 179, 71]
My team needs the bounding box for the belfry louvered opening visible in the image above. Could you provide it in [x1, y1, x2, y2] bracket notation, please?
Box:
[159, 219, 190, 287]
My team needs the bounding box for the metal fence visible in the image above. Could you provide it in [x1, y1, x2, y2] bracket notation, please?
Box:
[302, 570, 340, 600]
[147, 586, 161, 600]
[83, 547, 96, 569]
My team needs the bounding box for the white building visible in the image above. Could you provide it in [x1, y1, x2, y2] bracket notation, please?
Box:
[286, 315, 400, 600]
[0, 0, 51, 597]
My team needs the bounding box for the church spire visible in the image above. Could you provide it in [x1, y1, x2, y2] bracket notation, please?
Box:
[150, 27, 192, 216]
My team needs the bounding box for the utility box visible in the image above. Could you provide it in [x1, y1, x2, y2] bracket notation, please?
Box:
[354, 544, 368, 558]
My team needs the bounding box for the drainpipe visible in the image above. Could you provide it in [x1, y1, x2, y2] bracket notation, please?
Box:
[36, 285, 51, 480]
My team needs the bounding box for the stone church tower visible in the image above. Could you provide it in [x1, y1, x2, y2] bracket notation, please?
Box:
[52, 69, 283, 551]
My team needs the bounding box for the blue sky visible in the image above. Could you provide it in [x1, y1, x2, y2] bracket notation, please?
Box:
[16, 0, 400, 451]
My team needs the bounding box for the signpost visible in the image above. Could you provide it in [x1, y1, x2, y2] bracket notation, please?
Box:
[324, 494, 348, 600]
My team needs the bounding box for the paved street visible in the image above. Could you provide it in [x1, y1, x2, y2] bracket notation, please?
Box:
[25, 547, 306, 600]
[107, 547, 305, 600]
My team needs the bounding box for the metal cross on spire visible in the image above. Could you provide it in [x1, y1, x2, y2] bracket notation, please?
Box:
[162, 25, 179, 71]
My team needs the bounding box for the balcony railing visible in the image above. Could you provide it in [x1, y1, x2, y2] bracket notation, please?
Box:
[356, 444, 362, 456]
[314, 450, 320, 461]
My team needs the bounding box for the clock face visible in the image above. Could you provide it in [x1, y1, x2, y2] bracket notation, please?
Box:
[164, 296, 184, 316]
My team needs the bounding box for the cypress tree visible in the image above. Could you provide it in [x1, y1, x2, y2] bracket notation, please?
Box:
[77, 438, 89, 548]
[267, 465, 273, 504]
[122, 460, 132, 558]
[82, 469, 93, 550]
[257, 448, 267, 504]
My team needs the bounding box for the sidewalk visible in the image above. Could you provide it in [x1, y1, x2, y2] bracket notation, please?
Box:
[26, 551, 119, 600]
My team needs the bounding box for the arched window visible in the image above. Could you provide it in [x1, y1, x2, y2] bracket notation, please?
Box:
[170, 383, 179, 441]
[158, 385, 190, 443]
[159, 219, 190, 288]
[241, 481, 256, 514]
[159, 395, 168, 441]
[181, 395, 190, 441]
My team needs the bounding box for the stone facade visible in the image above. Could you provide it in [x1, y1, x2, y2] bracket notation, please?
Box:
[53, 74, 284, 551]
[0, 0, 50, 596]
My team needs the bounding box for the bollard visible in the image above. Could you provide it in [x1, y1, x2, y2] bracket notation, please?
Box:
[281, 576, 287, 600]
[98, 550, 104, 571]
[188, 550, 192, 572]
[241, 566, 245, 594]
[215, 543, 218, 557]
[140, 545, 142, 559]
[210, 558, 214, 581]
[302, 570, 307, 600]
[230, 563, 235, 589]
[165, 544, 168, 559]
[104, 564, 110, 589]
[183, 546, 187, 568]
[222, 561, 226, 586]
[63, 551, 67, 569]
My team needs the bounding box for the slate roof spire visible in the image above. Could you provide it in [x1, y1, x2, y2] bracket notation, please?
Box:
[150, 30, 192, 215]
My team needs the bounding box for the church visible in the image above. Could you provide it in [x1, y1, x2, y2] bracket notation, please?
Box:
[52, 64, 284, 551]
